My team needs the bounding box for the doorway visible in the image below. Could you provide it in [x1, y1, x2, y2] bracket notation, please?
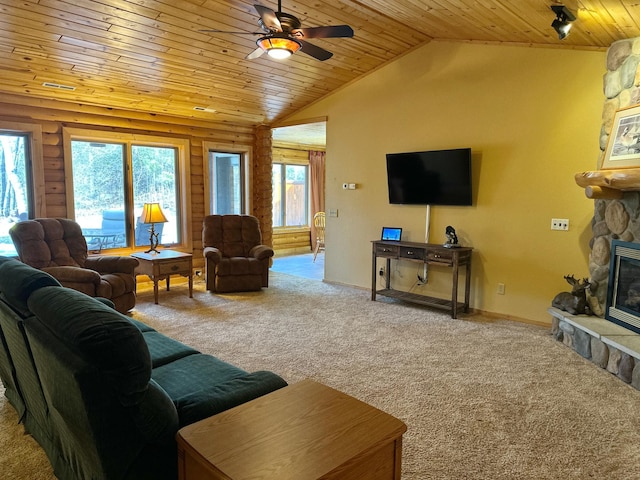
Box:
[271, 121, 326, 279]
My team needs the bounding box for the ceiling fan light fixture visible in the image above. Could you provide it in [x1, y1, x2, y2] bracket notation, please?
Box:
[550, 5, 576, 40]
[256, 34, 302, 59]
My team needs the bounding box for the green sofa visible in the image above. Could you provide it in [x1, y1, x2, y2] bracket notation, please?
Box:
[0, 256, 287, 480]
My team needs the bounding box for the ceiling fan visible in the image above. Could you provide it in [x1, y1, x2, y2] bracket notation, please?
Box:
[202, 1, 354, 61]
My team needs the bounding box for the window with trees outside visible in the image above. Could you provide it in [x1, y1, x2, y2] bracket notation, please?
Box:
[64, 129, 191, 252]
[272, 163, 309, 227]
[208, 151, 244, 214]
[0, 123, 44, 256]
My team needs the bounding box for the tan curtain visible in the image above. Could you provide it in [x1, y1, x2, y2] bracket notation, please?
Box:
[309, 150, 325, 251]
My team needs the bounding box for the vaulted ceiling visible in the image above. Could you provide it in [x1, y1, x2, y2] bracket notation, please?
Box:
[0, 1, 636, 127]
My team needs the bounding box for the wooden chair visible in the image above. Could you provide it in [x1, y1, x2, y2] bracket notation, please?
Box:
[313, 212, 325, 262]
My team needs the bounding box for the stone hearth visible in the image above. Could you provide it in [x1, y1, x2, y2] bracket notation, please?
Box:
[549, 307, 640, 390]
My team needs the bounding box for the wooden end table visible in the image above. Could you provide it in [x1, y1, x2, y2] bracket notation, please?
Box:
[131, 250, 193, 304]
[176, 379, 407, 480]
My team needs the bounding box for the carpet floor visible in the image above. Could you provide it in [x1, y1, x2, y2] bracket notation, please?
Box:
[2, 271, 640, 479]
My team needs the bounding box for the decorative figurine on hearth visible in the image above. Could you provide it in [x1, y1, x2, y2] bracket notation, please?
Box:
[443, 225, 459, 248]
[551, 274, 592, 315]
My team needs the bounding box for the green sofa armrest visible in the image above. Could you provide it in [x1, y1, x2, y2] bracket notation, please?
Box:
[0, 257, 61, 316]
[131, 379, 179, 443]
[43, 266, 101, 285]
[85, 256, 139, 275]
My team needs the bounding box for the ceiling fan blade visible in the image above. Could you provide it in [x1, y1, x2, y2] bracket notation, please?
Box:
[297, 25, 354, 39]
[298, 39, 333, 61]
[254, 4, 282, 32]
[246, 47, 265, 60]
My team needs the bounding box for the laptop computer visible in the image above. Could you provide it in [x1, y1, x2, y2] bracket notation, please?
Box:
[381, 227, 402, 241]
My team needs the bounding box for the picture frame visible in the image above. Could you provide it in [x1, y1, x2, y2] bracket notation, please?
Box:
[602, 104, 640, 169]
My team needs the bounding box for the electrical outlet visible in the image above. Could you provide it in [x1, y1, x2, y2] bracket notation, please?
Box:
[551, 218, 569, 231]
[497, 283, 505, 295]
[342, 183, 348, 189]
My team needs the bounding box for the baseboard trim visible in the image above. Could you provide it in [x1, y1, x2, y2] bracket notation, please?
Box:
[469, 308, 550, 328]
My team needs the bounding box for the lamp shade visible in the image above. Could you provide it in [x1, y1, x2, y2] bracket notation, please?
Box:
[256, 34, 302, 59]
[140, 203, 168, 224]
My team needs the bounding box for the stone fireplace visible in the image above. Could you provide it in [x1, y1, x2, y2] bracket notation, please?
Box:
[549, 38, 640, 391]
[606, 240, 640, 333]
[586, 194, 640, 316]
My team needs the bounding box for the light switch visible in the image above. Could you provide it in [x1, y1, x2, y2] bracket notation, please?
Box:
[329, 209, 338, 217]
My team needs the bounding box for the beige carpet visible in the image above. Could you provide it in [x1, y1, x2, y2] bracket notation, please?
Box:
[2, 272, 640, 479]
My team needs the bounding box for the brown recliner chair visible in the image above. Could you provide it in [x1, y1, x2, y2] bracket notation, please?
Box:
[9, 218, 139, 313]
[202, 215, 274, 293]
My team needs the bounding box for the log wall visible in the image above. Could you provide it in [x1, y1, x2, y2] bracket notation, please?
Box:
[0, 101, 256, 270]
[1, 98, 326, 264]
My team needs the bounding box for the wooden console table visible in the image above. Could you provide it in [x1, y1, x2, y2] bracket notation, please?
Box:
[371, 240, 473, 319]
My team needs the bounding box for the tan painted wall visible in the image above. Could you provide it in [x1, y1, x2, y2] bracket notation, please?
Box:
[284, 41, 606, 324]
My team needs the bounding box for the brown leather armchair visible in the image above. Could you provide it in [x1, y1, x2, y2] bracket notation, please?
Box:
[9, 218, 139, 313]
[202, 215, 273, 293]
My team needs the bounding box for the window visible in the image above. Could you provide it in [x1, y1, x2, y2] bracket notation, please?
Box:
[272, 163, 309, 227]
[203, 142, 251, 215]
[0, 122, 44, 256]
[209, 151, 244, 214]
[64, 129, 191, 251]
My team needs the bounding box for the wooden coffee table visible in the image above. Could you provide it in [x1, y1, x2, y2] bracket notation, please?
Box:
[176, 379, 407, 480]
[131, 250, 193, 304]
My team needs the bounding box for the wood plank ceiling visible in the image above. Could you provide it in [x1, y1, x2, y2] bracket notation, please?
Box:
[0, 1, 637, 127]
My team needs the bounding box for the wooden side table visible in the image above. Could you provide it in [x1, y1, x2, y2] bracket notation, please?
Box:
[131, 250, 193, 304]
[176, 379, 407, 480]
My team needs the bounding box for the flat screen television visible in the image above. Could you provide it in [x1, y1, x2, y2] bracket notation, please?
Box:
[386, 148, 472, 206]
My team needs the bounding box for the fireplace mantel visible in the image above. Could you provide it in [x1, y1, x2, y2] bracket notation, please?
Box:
[575, 169, 640, 199]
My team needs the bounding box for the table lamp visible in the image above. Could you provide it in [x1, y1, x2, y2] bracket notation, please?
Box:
[140, 202, 168, 254]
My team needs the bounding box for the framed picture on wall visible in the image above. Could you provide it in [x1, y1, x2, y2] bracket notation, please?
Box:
[602, 104, 640, 169]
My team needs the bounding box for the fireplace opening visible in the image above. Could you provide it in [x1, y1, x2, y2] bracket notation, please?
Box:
[606, 240, 640, 334]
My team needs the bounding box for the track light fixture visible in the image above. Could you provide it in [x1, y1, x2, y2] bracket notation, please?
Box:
[551, 5, 576, 40]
